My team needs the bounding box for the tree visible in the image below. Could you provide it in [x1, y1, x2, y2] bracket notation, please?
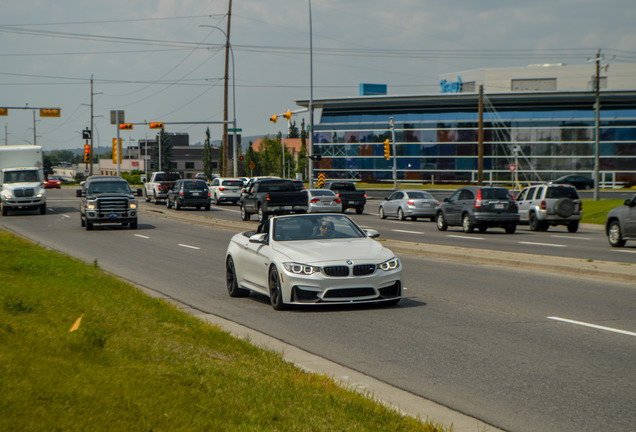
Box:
[244, 144, 260, 176]
[151, 130, 176, 171]
[288, 120, 300, 138]
[202, 127, 214, 179]
[297, 118, 309, 179]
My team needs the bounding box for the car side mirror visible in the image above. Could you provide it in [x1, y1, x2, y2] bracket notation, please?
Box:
[443, 197, 450, 202]
[137, 189, 143, 197]
[363, 229, 380, 238]
[75, 189, 83, 197]
[625, 198, 635, 206]
[249, 233, 268, 244]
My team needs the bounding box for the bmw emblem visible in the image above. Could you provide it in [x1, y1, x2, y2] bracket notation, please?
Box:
[346, 260, 353, 265]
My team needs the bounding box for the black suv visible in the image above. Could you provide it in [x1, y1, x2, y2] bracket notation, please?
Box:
[436, 186, 519, 234]
[166, 179, 211, 211]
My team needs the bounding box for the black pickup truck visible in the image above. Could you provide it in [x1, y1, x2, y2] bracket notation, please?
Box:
[323, 181, 366, 214]
[239, 179, 308, 222]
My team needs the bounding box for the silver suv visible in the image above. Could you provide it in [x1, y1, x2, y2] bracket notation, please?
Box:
[516, 183, 581, 232]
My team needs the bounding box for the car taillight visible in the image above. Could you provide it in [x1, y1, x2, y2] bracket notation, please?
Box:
[208, 191, 211, 197]
[407, 200, 414, 205]
[179, 191, 184, 197]
[336, 193, 341, 197]
[474, 189, 482, 208]
[335, 198, 341, 203]
[310, 198, 320, 204]
[218, 187, 225, 191]
[579, 201, 582, 211]
[541, 200, 546, 210]
[266, 193, 270, 201]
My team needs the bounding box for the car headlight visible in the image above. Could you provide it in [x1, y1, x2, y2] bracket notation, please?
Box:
[283, 262, 320, 275]
[87, 200, 96, 210]
[129, 201, 137, 209]
[379, 257, 400, 271]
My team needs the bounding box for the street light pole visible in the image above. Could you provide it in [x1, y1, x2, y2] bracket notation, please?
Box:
[308, 0, 315, 188]
[200, 22, 237, 177]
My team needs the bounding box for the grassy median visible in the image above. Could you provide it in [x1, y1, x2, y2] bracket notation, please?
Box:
[0, 230, 448, 432]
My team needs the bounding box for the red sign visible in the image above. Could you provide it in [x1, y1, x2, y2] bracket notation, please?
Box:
[508, 164, 517, 173]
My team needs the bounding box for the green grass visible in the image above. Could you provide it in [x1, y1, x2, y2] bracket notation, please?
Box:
[580, 198, 624, 225]
[0, 230, 449, 432]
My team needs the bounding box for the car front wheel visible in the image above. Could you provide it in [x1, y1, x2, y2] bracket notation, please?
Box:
[608, 221, 626, 247]
[240, 205, 250, 221]
[529, 212, 540, 231]
[436, 212, 448, 231]
[269, 266, 286, 310]
[379, 206, 386, 219]
[462, 214, 474, 233]
[227, 257, 250, 297]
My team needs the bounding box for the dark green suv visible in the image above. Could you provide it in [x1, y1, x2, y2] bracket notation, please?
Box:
[436, 186, 519, 234]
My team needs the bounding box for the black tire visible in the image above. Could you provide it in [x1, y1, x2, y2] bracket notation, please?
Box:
[205, 204, 211, 211]
[379, 206, 386, 219]
[175, 201, 181, 211]
[567, 221, 579, 233]
[268, 266, 286, 310]
[80, 215, 85, 227]
[86, 219, 93, 231]
[39, 204, 46, 215]
[397, 208, 405, 221]
[240, 205, 250, 221]
[505, 224, 517, 234]
[356, 207, 364, 215]
[1, 203, 7, 216]
[554, 198, 575, 218]
[462, 214, 474, 233]
[214, 194, 220, 205]
[227, 257, 250, 297]
[608, 221, 626, 247]
[584, 184, 591, 190]
[529, 212, 540, 231]
[130, 219, 138, 229]
[153, 192, 159, 205]
[257, 206, 267, 222]
[436, 212, 448, 231]
[144, 190, 150, 202]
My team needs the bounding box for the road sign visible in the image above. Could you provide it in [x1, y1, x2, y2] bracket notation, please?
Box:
[82, 129, 92, 140]
[508, 164, 517, 173]
[317, 172, 325, 188]
[228, 128, 242, 133]
[249, 161, 255, 170]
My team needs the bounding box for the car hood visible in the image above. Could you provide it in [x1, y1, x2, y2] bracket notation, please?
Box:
[272, 237, 394, 265]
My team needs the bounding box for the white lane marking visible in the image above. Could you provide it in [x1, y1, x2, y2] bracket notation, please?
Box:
[393, 229, 424, 234]
[551, 235, 591, 240]
[178, 243, 200, 250]
[448, 235, 484, 240]
[547, 316, 636, 337]
[614, 249, 636, 254]
[518, 241, 566, 248]
[61, 214, 70, 218]
[134, 234, 150, 239]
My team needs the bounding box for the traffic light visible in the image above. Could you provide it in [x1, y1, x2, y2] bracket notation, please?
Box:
[40, 108, 61, 117]
[269, 115, 277, 123]
[383, 139, 390, 160]
[239, 156, 244, 161]
[83, 144, 91, 163]
[112, 138, 122, 163]
[119, 123, 133, 130]
[149, 122, 164, 129]
[283, 110, 292, 120]
[0, 108, 7, 116]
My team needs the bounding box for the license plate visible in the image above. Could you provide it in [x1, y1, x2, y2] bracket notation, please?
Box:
[108, 213, 118, 219]
[192, 192, 200, 196]
[282, 206, 292, 210]
[494, 203, 505, 209]
[322, 200, 331, 204]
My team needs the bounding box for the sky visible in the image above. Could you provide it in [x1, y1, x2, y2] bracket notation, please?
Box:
[1, 0, 635, 152]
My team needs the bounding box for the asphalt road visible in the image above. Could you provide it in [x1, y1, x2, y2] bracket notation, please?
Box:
[1, 189, 635, 432]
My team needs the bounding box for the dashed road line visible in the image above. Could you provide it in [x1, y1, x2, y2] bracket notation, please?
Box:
[448, 235, 485, 240]
[518, 241, 566, 248]
[551, 235, 591, 240]
[134, 234, 150, 239]
[393, 229, 424, 234]
[178, 243, 200, 250]
[614, 249, 636, 254]
[547, 316, 636, 337]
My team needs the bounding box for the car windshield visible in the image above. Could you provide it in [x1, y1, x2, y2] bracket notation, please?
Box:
[407, 191, 433, 199]
[183, 181, 207, 190]
[88, 181, 131, 194]
[480, 188, 512, 200]
[272, 214, 366, 241]
[4, 170, 40, 183]
[546, 187, 578, 199]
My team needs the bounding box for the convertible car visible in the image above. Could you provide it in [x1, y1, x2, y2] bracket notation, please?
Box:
[225, 213, 402, 310]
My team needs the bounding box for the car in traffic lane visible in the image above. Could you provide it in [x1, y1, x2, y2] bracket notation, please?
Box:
[306, 189, 342, 213]
[436, 186, 519, 233]
[166, 179, 211, 211]
[209, 177, 243, 205]
[43, 177, 61, 189]
[606, 193, 636, 247]
[379, 189, 439, 221]
[225, 213, 402, 310]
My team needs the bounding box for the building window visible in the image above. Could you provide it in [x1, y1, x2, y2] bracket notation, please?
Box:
[185, 162, 194, 169]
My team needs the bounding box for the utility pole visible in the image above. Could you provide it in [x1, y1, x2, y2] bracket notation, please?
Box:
[389, 117, 397, 189]
[478, 85, 484, 185]
[33, 110, 37, 146]
[90, 75, 94, 176]
[593, 49, 602, 201]
[221, 0, 233, 177]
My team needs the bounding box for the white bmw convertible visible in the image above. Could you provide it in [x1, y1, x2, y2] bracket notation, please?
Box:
[225, 213, 402, 310]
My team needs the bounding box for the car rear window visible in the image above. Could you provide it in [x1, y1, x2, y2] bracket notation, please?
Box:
[329, 183, 356, 191]
[481, 188, 513, 200]
[408, 191, 433, 199]
[258, 181, 295, 192]
[546, 187, 578, 199]
[311, 190, 335, 197]
[222, 180, 243, 187]
[184, 181, 208, 190]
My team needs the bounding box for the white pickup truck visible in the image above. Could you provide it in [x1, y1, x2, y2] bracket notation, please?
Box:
[143, 171, 181, 204]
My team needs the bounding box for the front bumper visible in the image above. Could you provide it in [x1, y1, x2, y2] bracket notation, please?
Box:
[2, 197, 45, 208]
[85, 210, 137, 224]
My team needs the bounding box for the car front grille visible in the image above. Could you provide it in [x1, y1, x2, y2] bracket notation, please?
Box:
[323, 266, 349, 277]
[97, 198, 128, 212]
[322, 264, 377, 277]
[14, 188, 35, 198]
[353, 264, 376, 275]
